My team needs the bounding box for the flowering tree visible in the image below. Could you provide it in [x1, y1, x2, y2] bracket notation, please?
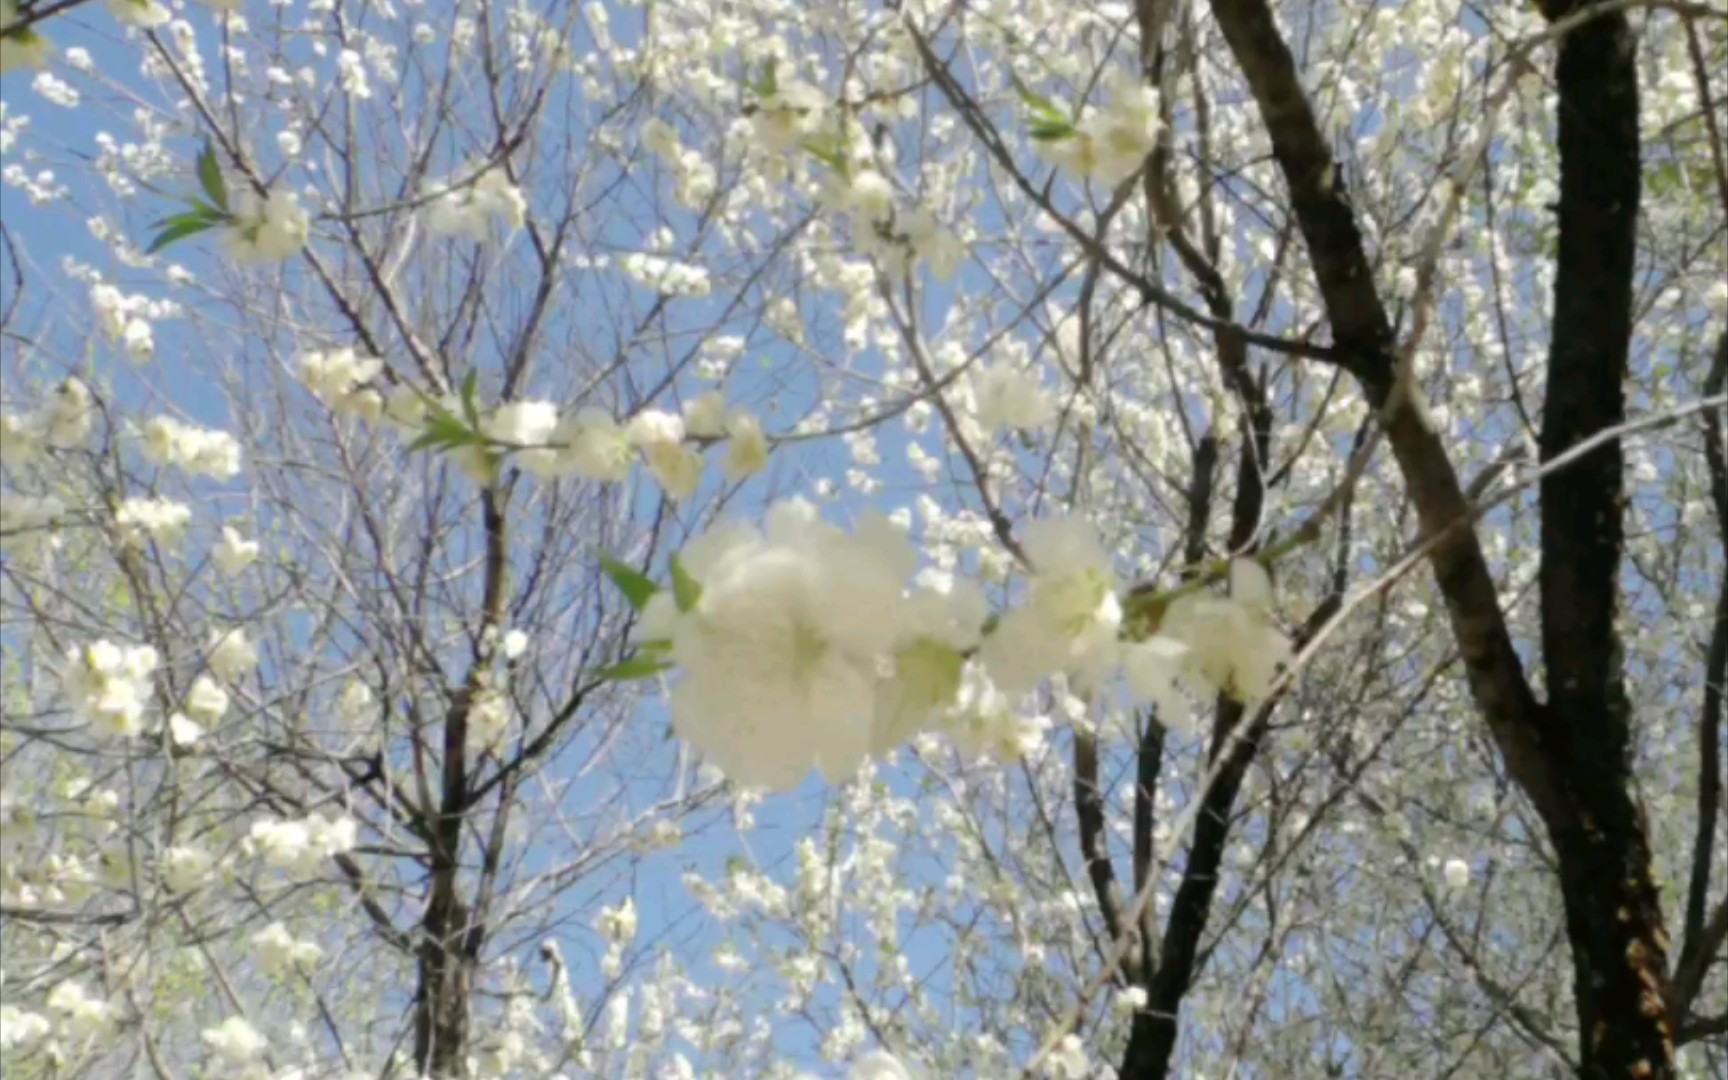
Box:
[2, 0, 1724, 1078]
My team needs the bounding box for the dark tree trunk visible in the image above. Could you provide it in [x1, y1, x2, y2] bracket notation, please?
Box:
[1197, 0, 1677, 1074]
[1534, 4, 1673, 1075]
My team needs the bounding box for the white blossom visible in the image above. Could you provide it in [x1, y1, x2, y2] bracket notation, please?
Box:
[484, 400, 562, 476]
[183, 675, 229, 724]
[207, 627, 258, 682]
[724, 411, 769, 480]
[249, 812, 357, 873]
[425, 166, 527, 239]
[681, 391, 727, 439]
[202, 1016, 267, 1063]
[969, 363, 1055, 434]
[223, 188, 309, 262]
[1040, 70, 1162, 187]
[467, 685, 514, 754]
[0, 1005, 52, 1053]
[159, 844, 215, 893]
[750, 79, 827, 153]
[629, 409, 702, 500]
[981, 517, 1121, 695]
[1157, 558, 1292, 703]
[596, 897, 638, 945]
[62, 640, 158, 737]
[556, 407, 633, 482]
[1443, 858, 1471, 890]
[167, 711, 204, 748]
[138, 416, 243, 479]
[213, 525, 260, 575]
[298, 348, 384, 414]
[46, 981, 115, 1039]
[655, 500, 918, 791]
[251, 921, 323, 973]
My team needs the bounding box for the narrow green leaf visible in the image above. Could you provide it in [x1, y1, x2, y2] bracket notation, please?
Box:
[801, 139, 845, 174]
[406, 414, 479, 454]
[459, 370, 480, 426]
[759, 58, 778, 99]
[147, 216, 217, 255]
[1029, 120, 1076, 142]
[196, 142, 228, 213]
[595, 655, 672, 682]
[670, 555, 702, 613]
[600, 555, 659, 612]
[1009, 73, 1066, 122]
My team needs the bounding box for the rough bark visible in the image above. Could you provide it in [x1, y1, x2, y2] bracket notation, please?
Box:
[1204, 0, 1677, 1073]
[1119, 696, 1266, 1077]
[413, 490, 508, 1077]
[1532, 6, 1673, 1074]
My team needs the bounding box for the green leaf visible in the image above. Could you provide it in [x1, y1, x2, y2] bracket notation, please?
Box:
[196, 142, 227, 213]
[600, 555, 659, 612]
[670, 555, 702, 612]
[1028, 120, 1076, 143]
[594, 655, 672, 682]
[147, 214, 218, 255]
[405, 413, 481, 454]
[758, 58, 778, 99]
[800, 135, 849, 179]
[459, 369, 480, 427]
[1010, 73, 1067, 123]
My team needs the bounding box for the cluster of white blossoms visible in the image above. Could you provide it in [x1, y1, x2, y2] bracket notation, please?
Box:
[637, 510, 1296, 789]
[1, 377, 93, 464]
[968, 360, 1056, 435]
[424, 165, 528, 240]
[625, 409, 704, 501]
[90, 282, 166, 361]
[45, 980, 116, 1040]
[222, 187, 309, 262]
[0, 494, 66, 544]
[619, 252, 713, 297]
[1036, 70, 1163, 187]
[201, 1015, 267, 1064]
[247, 812, 358, 874]
[748, 77, 829, 154]
[636, 499, 990, 791]
[0, 1003, 53, 1054]
[159, 843, 216, 893]
[825, 163, 966, 283]
[985, 521, 1294, 733]
[639, 116, 717, 208]
[251, 921, 324, 974]
[982, 518, 1126, 696]
[297, 347, 385, 418]
[1151, 558, 1295, 711]
[427, 393, 768, 498]
[139, 415, 243, 479]
[61, 639, 158, 738]
[114, 495, 192, 545]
